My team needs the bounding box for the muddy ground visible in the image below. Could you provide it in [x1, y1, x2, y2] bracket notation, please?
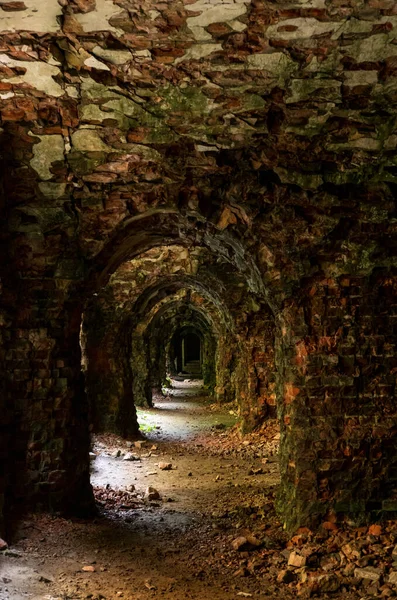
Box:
[1, 381, 396, 600]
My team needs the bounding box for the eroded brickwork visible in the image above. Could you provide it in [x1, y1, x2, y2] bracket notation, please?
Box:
[0, 0, 396, 533]
[278, 274, 397, 529]
[82, 245, 274, 433]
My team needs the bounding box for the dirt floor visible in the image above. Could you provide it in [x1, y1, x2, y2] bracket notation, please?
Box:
[1, 381, 397, 600]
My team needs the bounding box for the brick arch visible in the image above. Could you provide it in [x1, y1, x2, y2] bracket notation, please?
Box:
[86, 209, 270, 304]
[123, 274, 235, 332]
[83, 279, 227, 435]
[142, 298, 219, 401]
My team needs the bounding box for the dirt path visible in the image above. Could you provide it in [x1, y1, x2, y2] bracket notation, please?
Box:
[1, 382, 382, 600]
[0, 381, 282, 600]
[136, 379, 238, 442]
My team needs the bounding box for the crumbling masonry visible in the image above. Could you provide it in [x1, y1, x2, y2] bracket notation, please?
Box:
[0, 0, 396, 534]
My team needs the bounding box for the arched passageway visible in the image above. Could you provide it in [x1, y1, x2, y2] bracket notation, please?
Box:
[81, 241, 268, 437]
[0, 1, 396, 558]
[2, 203, 397, 538]
[174, 328, 203, 376]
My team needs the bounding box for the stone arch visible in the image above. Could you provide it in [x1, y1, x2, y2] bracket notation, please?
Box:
[86, 210, 270, 304]
[144, 299, 219, 400]
[169, 325, 205, 376]
[2, 210, 280, 525]
[83, 272, 231, 435]
[0, 0, 396, 543]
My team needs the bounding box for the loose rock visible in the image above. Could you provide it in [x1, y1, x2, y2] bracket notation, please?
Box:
[123, 453, 140, 461]
[288, 551, 306, 568]
[146, 486, 160, 500]
[158, 462, 172, 470]
[232, 536, 248, 551]
[354, 567, 382, 582]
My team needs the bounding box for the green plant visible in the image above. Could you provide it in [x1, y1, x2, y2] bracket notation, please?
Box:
[139, 422, 156, 433]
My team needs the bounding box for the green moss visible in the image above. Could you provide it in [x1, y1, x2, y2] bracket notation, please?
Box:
[79, 103, 130, 130]
[276, 167, 323, 190]
[287, 79, 342, 105]
[240, 93, 266, 111]
[155, 85, 210, 116]
[67, 151, 106, 175]
[323, 163, 380, 186]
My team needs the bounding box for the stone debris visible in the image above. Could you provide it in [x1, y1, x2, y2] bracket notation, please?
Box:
[288, 551, 306, 568]
[123, 453, 140, 461]
[389, 571, 397, 585]
[191, 420, 280, 460]
[277, 569, 296, 584]
[144, 580, 156, 590]
[82, 566, 95, 572]
[232, 536, 249, 551]
[1, 2, 28, 10]
[354, 567, 382, 582]
[93, 486, 143, 510]
[134, 441, 147, 449]
[302, 572, 340, 593]
[0, 538, 8, 551]
[146, 486, 160, 501]
[198, 520, 397, 598]
[231, 532, 261, 551]
[368, 525, 382, 537]
[244, 533, 261, 547]
[158, 462, 172, 470]
[248, 467, 263, 476]
[38, 574, 53, 584]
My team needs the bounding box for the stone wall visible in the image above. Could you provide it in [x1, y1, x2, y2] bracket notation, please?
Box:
[0, 0, 396, 533]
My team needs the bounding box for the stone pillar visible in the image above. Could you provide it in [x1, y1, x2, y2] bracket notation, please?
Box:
[0, 282, 11, 536]
[236, 306, 277, 432]
[182, 336, 185, 371]
[277, 274, 397, 531]
[3, 284, 94, 517]
[201, 335, 217, 393]
[131, 332, 152, 408]
[215, 334, 237, 404]
[83, 307, 140, 436]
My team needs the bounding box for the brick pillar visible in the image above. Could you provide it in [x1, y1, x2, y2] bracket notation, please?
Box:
[4, 280, 95, 518]
[277, 274, 397, 531]
[83, 305, 140, 436]
[237, 306, 276, 432]
[131, 332, 152, 408]
[0, 285, 11, 536]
